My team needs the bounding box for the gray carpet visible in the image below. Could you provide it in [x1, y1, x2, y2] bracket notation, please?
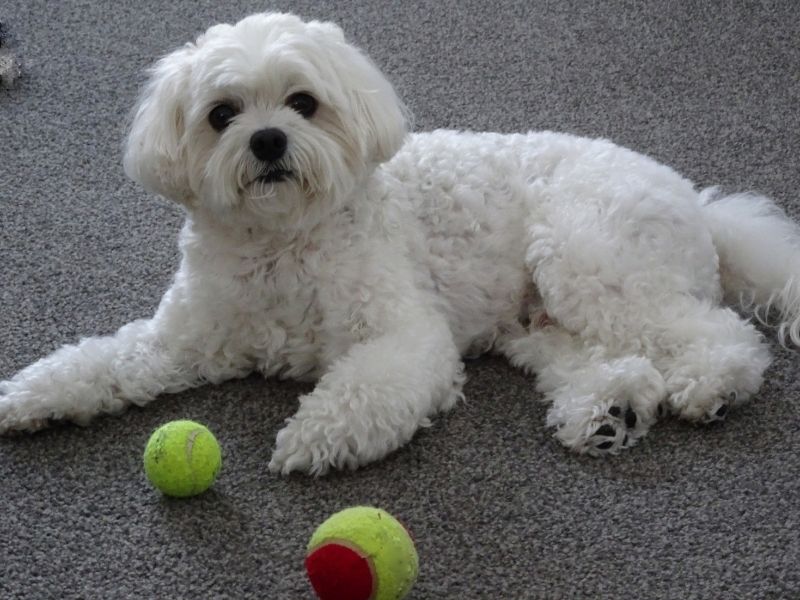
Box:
[2, 1, 799, 598]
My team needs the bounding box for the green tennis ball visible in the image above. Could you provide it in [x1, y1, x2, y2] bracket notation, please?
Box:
[143, 420, 222, 497]
[305, 506, 419, 600]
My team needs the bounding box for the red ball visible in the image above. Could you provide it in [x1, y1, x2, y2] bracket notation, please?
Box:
[305, 542, 376, 600]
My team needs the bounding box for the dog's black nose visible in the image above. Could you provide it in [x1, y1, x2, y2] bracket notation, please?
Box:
[250, 128, 287, 162]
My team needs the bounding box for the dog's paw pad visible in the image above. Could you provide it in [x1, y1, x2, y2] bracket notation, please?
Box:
[624, 407, 637, 428]
[584, 400, 655, 456]
[701, 397, 731, 424]
[595, 424, 616, 437]
[586, 420, 625, 455]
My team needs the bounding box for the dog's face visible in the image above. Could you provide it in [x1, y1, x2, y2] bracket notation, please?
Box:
[124, 13, 407, 229]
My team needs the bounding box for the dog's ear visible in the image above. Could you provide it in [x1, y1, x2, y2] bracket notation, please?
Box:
[309, 21, 409, 166]
[123, 44, 195, 204]
[348, 57, 409, 165]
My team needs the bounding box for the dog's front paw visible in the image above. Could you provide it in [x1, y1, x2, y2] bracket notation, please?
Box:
[268, 416, 322, 476]
[269, 414, 367, 476]
[268, 387, 412, 476]
[269, 407, 376, 476]
[268, 389, 367, 476]
[0, 388, 54, 435]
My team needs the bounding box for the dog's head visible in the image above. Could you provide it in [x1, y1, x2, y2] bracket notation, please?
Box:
[124, 13, 407, 228]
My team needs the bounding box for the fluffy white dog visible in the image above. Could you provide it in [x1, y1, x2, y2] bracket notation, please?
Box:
[2, 12, 799, 475]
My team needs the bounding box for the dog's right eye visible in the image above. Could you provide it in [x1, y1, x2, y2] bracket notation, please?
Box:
[208, 103, 238, 132]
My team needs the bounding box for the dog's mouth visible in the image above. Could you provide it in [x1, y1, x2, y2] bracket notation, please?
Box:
[254, 168, 292, 184]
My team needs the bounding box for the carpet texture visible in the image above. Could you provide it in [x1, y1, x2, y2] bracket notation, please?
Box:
[2, 1, 799, 598]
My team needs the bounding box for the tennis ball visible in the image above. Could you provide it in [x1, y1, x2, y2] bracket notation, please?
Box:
[305, 506, 419, 600]
[143, 420, 222, 497]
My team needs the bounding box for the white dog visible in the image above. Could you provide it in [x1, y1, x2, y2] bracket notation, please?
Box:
[2, 12, 799, 475]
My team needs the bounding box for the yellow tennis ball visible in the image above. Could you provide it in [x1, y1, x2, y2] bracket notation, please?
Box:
[142, 420, 222, 497]
[305, 506, 419, 600]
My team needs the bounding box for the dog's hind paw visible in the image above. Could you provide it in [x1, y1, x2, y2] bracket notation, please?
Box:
[545, 356, 666, 457]
[668, 384, 745, 425]
[704, 398, 730, 423]
[568, 401, 653, 457]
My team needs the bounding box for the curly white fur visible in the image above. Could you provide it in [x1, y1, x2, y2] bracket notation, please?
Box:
[2, 12, 799, 474]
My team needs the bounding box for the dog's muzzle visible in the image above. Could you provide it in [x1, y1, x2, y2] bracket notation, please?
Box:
[249, 128, 292, 183]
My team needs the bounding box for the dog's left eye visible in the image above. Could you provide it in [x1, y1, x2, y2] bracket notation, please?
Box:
[286, 92, 318, 119]
[208, 103, 238, 132]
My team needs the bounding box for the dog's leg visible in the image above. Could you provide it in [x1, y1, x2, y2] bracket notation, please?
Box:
[520, 170, 763, 452]
[501, 325, 665, 455]
[268, 316, 463, 475]
[0, 306, 249, 433]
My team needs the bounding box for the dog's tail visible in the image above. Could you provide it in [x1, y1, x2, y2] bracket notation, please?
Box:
[702, 188, 800, 345]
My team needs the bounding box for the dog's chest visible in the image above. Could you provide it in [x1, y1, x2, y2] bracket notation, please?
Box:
[225, 235, 378, 380]
[227, 249, 328, 380]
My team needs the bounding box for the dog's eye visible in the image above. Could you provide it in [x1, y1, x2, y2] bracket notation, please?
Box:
[208, 103, 238, 131]
[286, 92, 318, 119]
